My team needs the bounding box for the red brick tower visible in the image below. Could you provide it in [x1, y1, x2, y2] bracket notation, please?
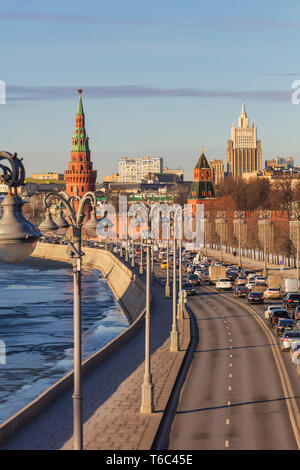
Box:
[64, 89, 97, 202]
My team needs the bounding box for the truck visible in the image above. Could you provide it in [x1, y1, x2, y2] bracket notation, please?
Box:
[281, 278, 300, 295]
[267, 274, 282, 289]
[209, 265, 227, 285]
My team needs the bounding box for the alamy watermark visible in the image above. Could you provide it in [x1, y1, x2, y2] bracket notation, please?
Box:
[0, 81, 6, 104]
[95, 197, 205, 250]
[291, 80, 300, 104]
[0, 340, 6, 365]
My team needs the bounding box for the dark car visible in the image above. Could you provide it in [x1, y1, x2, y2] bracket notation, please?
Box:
[269, 309, 291, 328]
[247, 292, 264, 304]
[188, 274, 200, 287]
[182, 281, 196, 296]
[234, 286, 249, 298]
[283, 293, 300, 309]
[276, 318, 296, 336]
[294, 305, 300, 321]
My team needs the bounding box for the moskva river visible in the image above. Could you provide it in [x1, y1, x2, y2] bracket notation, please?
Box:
[0, 257, 129, 424]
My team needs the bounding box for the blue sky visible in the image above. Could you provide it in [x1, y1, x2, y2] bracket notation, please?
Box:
[1, 0, 300, 180]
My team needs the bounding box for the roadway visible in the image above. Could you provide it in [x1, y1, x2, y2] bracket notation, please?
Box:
[154, 267, 300, 450]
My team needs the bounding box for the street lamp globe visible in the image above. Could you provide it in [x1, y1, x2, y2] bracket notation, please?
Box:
[54, 208, 70, 237]
[83, 208, 99, 236]
[0, 194, 41, 264]
[38, 210, 59, 233]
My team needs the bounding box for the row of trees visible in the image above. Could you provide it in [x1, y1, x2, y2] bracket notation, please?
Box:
[215, 176, 300, 212]
[206, 211, 294, 263]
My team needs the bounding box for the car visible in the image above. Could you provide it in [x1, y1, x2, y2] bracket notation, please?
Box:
[246, 280, 256, 290]
[187, 265, 195, 274]
[233, 286, 249, 298]
[247, 292, 264, 304]
[268, 309, 290, 327]
[264, 305, 282, 321]
[252, 282, 268, 292]
[264, 288, 281, 300]
[276, 319, 296, 336]
[290, 341, 300, 363]
[280, 331, 300, 351]
[235, 276, 248, 286]
[283, 293, 300, 309]
[160, 261, 168, 269]
[254, 276, 267, 284]
[181, 281, 196, 296]
[294, 305, 300, 321]
[216, 278, 232, 290]
[188, 274, 200, 286]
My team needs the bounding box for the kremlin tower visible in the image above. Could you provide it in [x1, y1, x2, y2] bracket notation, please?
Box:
[187, 150, 216, 211]
[64, 90, 97, 201]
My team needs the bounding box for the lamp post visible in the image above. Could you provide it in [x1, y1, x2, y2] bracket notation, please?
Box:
[139, 235, 144, 275]
[234, 211, 245, 268]
[130, 217, 135, 268]
[165, 236, 170, 298]
[177, 237, 183, 320]
[290, 211, 300, 280]
[217, 211, 226, 262]
[140, 235, 154, 414]
[0, 151, 41, 263]
[259, 210, 272, 278]
[39, 187, 106, 450]
[170, 237, 179, 352]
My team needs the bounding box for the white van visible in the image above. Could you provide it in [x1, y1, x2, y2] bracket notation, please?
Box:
[281, 278, 300, 295]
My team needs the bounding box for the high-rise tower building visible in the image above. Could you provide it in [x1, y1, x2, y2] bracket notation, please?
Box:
[64, 90, 97, 199]
[226, 100, 262, 178]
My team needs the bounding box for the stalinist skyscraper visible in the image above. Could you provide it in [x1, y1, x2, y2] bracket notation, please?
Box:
[226, 100, 262, 178]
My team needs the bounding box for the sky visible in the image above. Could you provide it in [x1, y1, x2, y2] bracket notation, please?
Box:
[1, 0, 300, 180]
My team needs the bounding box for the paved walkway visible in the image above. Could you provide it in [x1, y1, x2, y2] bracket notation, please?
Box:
[0, 259, 190, 450]
[204, 248, 299, 278]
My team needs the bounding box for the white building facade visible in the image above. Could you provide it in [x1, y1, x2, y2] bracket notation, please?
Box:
[119, 156, 163, 183]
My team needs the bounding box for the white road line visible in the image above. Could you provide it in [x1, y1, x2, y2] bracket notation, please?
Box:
[226, 419, 230, 425]
[225, 440, 229, 448]
[228, 386, 232, 391]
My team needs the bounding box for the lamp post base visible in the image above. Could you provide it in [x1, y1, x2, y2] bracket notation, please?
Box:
[140, 381, 154, 415]
[139, 264, 143, 275]
[170, 328, 179, 352]
[165, 283, 170, 298]
[263, 267, 268, 278]
[177, 301, 183, 320]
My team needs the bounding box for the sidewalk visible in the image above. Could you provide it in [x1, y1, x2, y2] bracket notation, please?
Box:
[0, 266, 190, 450]
[204, 247, 299, 279]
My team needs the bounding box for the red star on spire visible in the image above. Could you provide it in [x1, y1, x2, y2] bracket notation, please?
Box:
[77, 88, 83, 95]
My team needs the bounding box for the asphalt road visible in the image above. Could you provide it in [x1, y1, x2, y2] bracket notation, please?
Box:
[167, 284, 300, 450]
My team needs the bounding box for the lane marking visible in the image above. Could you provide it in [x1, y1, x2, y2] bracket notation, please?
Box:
[226, 419, 230, 425]
[225, 440, 229, 448]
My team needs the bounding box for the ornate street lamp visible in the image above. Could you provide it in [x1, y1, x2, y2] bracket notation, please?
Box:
[140, 233, 154, 414]
[39, 187, 106, 450]
[0, 151, 41, 263]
